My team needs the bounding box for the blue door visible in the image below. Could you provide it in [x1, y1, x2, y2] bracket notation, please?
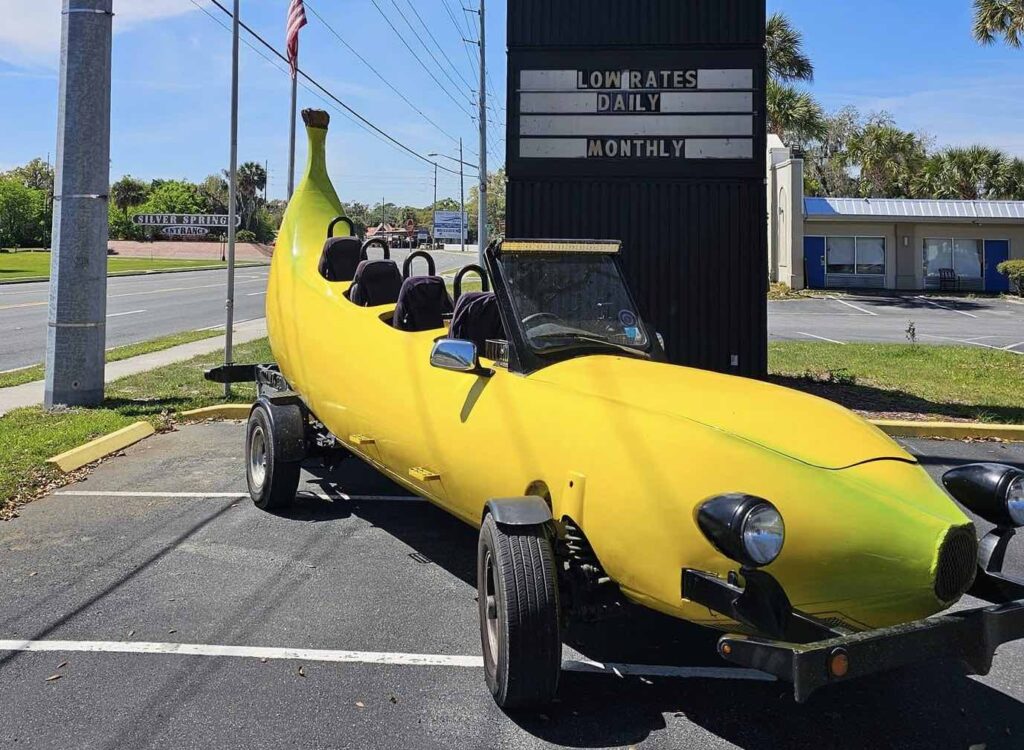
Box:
[804, 236, 826, 289]
[985, 240, 1010, 293]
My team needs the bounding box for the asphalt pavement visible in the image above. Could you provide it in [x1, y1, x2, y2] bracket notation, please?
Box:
[0, 248, 474, 372]
[2, 422, 1024, 749]
[769, 294, 1024, 351]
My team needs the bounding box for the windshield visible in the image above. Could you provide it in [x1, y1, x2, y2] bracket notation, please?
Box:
[499, 252, 651, 356]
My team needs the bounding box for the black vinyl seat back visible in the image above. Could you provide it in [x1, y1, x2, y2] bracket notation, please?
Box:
[393, 276, 454, 332]
[349, 259, 403, 306]
[449, 291, 504, 353]
[318, 236, 362, 282]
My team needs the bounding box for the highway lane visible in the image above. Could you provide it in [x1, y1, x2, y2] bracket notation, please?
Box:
[0, 248, 475, 372]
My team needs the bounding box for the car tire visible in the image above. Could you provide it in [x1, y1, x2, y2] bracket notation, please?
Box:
[245, 404, 301, 511]
[477, 513, 561, 709]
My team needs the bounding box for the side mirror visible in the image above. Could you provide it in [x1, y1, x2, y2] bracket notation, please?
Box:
[430, 339, 493, 377]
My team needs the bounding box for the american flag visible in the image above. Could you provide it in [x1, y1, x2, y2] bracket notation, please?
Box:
[286, 0, 307, 79]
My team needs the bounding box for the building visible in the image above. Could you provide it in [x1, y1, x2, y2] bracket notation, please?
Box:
[768, 136, 1024, 293]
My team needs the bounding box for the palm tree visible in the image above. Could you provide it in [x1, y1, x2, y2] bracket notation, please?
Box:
[225, 162, 267, 231]
[110, 176, 148, 218]
[973, 0, 1024, 46]
[767, 80, 826, 143]
[923, 146, 1007, 199]
[848, 122, 928, 198]
[766, 12, 815, 82]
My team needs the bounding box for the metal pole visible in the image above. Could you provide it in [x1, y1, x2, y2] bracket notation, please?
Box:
[44, 0, 113, 409]
[459, 138, 465, 254]
[432, 163, 438, 246]
[477, 0, 488, 265]
[287, 73, 298, 198]
[223, 0, 240, 399]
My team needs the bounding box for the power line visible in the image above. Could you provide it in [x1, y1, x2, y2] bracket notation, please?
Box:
[439, 0, 478, 81]
[400, 0, 475, 93]
[303, 0, 476, 157]
[367, 0, 476, 118]
[202, 0, 461, 176]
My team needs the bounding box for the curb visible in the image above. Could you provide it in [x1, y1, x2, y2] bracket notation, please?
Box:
[871, 419, 1024, 442]
[47, 421, 156, 473]
[180, 404, 252, 421]
[0, 261, 269, 286]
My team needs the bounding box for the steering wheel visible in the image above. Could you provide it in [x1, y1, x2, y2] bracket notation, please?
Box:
[522, 312, 562, 328]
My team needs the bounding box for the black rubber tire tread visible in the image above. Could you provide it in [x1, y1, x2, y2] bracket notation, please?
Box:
[246, 405, 301, 511]
[478, 514, 561, 709]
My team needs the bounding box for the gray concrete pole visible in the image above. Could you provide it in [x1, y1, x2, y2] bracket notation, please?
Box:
[44, 0, 113, 409]
[287, 74, 298, 198]
[477, 0, 488, 265]
[223, 0, 240, 399]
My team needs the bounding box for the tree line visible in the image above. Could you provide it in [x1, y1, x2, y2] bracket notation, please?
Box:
[768, 4, 1024, 201]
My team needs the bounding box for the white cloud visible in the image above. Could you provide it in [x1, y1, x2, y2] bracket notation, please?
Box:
[0, 0, 206, 69]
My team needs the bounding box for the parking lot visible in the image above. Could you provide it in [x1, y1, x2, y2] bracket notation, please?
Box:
[769, 294, 1024, 350]
[3, 422, 1024, 749]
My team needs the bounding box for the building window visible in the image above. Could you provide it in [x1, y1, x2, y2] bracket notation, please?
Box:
[923, 238, 983, 281]
[826, 236, 885, 276]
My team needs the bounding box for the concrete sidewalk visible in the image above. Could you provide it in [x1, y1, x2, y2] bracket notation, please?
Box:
[0, 318, 267, 417]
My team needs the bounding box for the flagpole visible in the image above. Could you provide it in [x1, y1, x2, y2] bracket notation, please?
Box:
[287, 70, 297, 199]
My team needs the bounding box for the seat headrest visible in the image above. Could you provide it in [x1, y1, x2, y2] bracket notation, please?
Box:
[450, 291, 504, 353]
[319, 236, 362, 282]
[349, 259, 403, 307]
[393, 276, 454, 332]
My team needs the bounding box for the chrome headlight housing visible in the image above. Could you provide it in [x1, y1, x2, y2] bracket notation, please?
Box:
[697, 494, 785, 568]
[942, 463, 1024, 528]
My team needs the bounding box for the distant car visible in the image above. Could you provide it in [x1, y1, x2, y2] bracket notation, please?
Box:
[210, 109, 1024, 709]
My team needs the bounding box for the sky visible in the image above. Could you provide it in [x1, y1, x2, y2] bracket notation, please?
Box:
[0, 0, 1021, 206]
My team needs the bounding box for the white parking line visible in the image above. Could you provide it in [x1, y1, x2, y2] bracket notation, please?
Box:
[915, 296, 978, 318]
[828, 296, 878, 316]
[0, 639, 775, 683]
[918, 333, 1023, 354]
[106, 309, 146, 318]
[1003, 341, 1024, 352]
[796, 332, 846, 345]
[246, 291, 266, 296]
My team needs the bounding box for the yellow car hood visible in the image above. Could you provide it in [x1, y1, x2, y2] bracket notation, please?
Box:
[531, 355, 914, 470]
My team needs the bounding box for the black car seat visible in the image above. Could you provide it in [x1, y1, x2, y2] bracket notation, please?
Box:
[349, 259, 403, 306]
[393, 251, 453, 332]
[318, 217, 361, 282]
[450, 291, 504, 354]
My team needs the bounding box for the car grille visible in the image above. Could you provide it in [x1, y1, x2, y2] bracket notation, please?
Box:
[934, 525, 978, 604]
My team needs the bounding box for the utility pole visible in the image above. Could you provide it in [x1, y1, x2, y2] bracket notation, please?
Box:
[476, 0, 488, 265]
[45, 0, 113, 409]
[460, 138, 466, 255]
[223, 0, 240, 399]
[381, 196, 386, 226]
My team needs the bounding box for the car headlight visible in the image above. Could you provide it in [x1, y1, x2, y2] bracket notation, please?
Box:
[1009, 475, 1024, 527]
[697, 494, 785, 568]
[942, 463, 1024, 528]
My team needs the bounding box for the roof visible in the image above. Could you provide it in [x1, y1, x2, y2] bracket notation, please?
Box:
[804, 197, 1024, 223]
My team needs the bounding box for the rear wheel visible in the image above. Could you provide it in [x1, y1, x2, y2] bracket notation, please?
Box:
[246, 404, 300, 510]
[477, 514, 561, 709]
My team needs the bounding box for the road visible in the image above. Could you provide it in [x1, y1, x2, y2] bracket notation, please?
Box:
[769, 294, 1024, 351]
[2, 423, 1023, 749]
[0, 248, 475, 372]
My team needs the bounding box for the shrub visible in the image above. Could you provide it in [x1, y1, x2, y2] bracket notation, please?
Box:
[998, 259, 1024, 296]
[236, 229, 258, 243]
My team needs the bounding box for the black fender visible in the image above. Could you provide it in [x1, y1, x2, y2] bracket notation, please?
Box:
[484, 496, 552, 528]
[251, 397, 307, 463]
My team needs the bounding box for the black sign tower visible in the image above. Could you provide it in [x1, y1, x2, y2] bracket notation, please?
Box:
[506, 1, 768, 377]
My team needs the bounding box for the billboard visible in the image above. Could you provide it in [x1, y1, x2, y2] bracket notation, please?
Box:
[433, 211, 469, 241]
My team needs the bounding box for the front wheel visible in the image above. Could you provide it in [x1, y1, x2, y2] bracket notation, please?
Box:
[477, 514, 561, 709]
[246, 404, 301, 511]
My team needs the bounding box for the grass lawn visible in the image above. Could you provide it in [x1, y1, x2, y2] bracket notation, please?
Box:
[770, 342, 1024, 424]
[0, 251, 264, 282]
[0, 338, 271, 518]
[0, 328, 225, 388]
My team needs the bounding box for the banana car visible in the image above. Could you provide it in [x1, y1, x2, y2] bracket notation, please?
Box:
[208, 110, 1024, 709]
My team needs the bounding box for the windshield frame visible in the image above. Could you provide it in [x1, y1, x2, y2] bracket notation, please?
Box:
[484, 240, 665, 375]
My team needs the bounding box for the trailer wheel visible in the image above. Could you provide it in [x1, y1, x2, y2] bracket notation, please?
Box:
[477, 513, 561, 709]
[246, 404, 300, 510]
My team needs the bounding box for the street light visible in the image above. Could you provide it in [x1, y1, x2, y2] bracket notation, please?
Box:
[428, 143, 473, 254]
